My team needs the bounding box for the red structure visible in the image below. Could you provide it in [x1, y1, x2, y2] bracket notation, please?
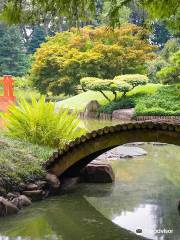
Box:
[0, 75, 16, 102]
[0, 75, 16, 113]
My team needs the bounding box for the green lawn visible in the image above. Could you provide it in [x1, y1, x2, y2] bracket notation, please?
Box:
[58, 84, 162, 111]
[57, 90, 118, 110]
[0, 87, 40, 101]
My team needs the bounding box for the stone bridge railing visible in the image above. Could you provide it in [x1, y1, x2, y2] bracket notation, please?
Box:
[44, 121, 180, 177]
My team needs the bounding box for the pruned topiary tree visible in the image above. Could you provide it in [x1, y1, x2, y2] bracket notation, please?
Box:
[80, 74, 148, 102]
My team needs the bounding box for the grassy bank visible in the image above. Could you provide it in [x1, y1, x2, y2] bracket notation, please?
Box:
[57, 90, 118, 111]
[0, 133, 54, 190]
[58, 84, 180, 116]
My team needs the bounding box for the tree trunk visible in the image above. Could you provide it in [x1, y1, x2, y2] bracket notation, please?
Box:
[99, 90, 111, 102]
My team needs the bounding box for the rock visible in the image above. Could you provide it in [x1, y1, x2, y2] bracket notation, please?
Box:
[81, 162, 115, 183]
[22, 190, 45, 201]
[46, 173, 60, 189]
[84, 100, 100, 119]
[25, 183, 38, 191]
[0, 197, 19, 216]
[11, 195, 31, 209]
[96, 146, 147, 160]
[85, 100, 100, 112]
[36, 180, 48, 190]
[18, 182, 26, 192]
[61, 177, 80, 191]
[7, 192, 20, 201]
[112, 108, 135, 120]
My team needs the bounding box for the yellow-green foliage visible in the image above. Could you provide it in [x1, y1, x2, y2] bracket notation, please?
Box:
[31, 24, 155, 95]
[81, 74, 148, 100]
[114, 74, 149, 88]
[1, 96, 85, 148]
[81, 77, 118, 91]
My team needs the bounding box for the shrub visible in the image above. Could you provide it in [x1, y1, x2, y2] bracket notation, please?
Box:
[146, 57, 168, 83]
[160, 38, 180, 60]
[1, 96, 85, 148]
[135, 85, 180, 116]
[157, 51, 180, 84]
[31, 24, 155, 95]
[114, 74, 149, 88]
[13, 76, 32, 89]
[99, 97, 135, 114]
[81, 77, 132, 101]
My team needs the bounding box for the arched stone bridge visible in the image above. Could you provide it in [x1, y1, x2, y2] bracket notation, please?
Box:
[45, 121, 180, 177]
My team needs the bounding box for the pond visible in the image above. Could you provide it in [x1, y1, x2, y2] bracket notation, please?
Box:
[0, 143, 179, 240]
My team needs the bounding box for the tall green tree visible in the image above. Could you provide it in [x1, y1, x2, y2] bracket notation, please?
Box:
[27, 25, 46, 54]
[0, 24, 29, 76]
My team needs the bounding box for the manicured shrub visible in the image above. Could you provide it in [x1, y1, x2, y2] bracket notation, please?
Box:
[1, 96, 85, 148]
[99, 97, 135, 114]
[99, 84, 180, 116]
[114, 74, 148, 88]
[31, 24, 155, 95]
[135, 85, 180, 116]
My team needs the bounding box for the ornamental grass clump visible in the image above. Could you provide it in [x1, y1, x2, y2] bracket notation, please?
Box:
[1, 96, 85, 148]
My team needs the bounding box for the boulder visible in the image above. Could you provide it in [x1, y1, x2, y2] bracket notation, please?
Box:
[96, 146, 147, 160]
[84, 100, 100, 119]
[46, 173, 60, 189]
[81, 162, 115, 183]
[25, 183, 38, 191]
[85, 100, 100, 112]
[0, 197, 19, 216]
[11, 195, 31, 209]
[112, 108, 135, 120]
[7, 192, 20, 201]
[36, 180, 48, 190]
[22, 190, 45, 201]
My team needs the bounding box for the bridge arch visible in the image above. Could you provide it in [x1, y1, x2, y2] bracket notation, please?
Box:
[45, 121, 180, 177]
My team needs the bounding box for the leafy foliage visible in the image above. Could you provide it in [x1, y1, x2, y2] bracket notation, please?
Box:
[156, 51, 180, 84]
[100, 84, 180, 116]
[135, 84, 180, 116]
[0, 24, 29, 76]
[146, 57, 168, 83]
[114, 74, 148, 88]
[31, 24, 155, 95]
[99, 97, 135, 114]
[27, 25, 46, 54]
[160, 38, 180, 60]
[81, 74, 148, 101]
[1, 96, 85, 148]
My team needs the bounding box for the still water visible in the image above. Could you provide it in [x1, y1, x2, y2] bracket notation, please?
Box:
[0, 143, 180, 240]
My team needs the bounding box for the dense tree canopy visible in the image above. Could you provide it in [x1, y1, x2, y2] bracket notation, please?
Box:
[0, 0, 179, 31]
[0, 24, 29, 76]
[31, 24, 155, 95]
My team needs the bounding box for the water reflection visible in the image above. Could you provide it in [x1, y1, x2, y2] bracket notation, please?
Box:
[0, 143, 179, 240]
[86, 143, 180, 240]
[112, 204, 159, 239]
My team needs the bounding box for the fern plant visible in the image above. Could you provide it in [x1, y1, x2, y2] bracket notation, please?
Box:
[1, 96, 85, 148]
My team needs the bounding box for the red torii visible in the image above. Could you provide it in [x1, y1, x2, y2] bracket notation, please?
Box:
[0, 75, 16, 102]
